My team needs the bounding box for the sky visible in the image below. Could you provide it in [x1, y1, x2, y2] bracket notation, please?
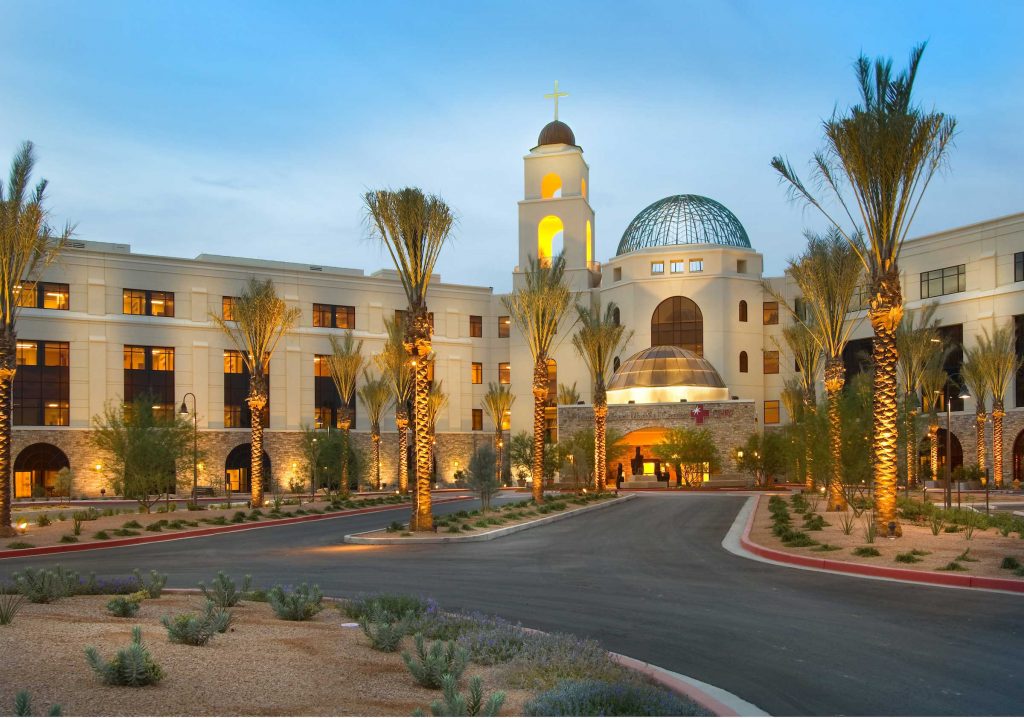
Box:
[1, 0, 1021, 292]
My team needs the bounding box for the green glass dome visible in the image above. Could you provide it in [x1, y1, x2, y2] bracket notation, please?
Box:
[615, 195, 750, 255]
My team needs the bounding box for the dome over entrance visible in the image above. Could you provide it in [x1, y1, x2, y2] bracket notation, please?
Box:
[615, 195, 750, 255]
[607, 345, 729, 405]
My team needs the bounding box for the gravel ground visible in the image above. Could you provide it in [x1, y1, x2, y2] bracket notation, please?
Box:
[0, 595, 530, 716]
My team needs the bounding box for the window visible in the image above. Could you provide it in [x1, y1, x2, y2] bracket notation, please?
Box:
[469, 315, 482, 338]
[313, 355, 355, 429]
[650, 262, 665, 275]
[1015, 252, 1023, 283]
[1015, 315, 1024, 408]
[613, 267, 622, 282]
[395, 309, 433, 332]
[763, 350, 779, 374]
[689, 259, 703, 273]
[472, 409, 483, 431]
[651, 296, 703, 355]
[471, 362, 483, 384]
[613, 356, 620, 372]
[612, 306, 620, 326]
[763, 301, 779, 325]
[498, 316, 510, 338]
[14, 340, 69, 426]
[738, 300, 748, 322]
[739, 351, 748, 373]
[222, 296, 238, 321]
[123, 289, 174, 317]
[14, 282, 69, 310]
[850, 285, 871, 312]
[794, 297, 809, 322]
[123, 346, 175, 417]
[920, 265, 965, 299]
[764, 400, 780, 425]
[498, 362, 510, 385]
[313, 303, 355, 329]
[224, 350, 267, 428]
[737, 259, 747, 274]
[670, 260, 685, 274]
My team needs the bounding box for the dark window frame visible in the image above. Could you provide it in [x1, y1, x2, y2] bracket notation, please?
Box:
[763, 350, 780, 375]
[123, 345, 175, 418]
[469, 315, 482, 338]
[498, 316, 510, 338]
[651, 296, 703, 356]
[14, 340, 70, 426]
[920, 265, 966, 299]
[762, 301, 779, 325]
[312, 303, 355, 329]
[123, 289, 175, 317]
[472, 408, 483, 431]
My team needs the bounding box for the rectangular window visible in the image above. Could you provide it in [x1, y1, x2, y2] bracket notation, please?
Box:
[650, 261, 665, 275]
[1015, 315, 1024, 408]
[498, 315, 510, 338]
[471, 362, 483, 384]
[15, 282, 37, 308]
[472, 408, 483, 431]
[849, 285, 871, 312]
[224, 350, 267, 428]
[313, 303, 355, 329]
[763, 301, 779, 325]
[670, 260, 685, 274]
[335, 305, 355, 329]
[763, 350, 779, 374]
[123, 345, 175, 418]
[689, 259, 703, 273]
[123, 289, 174, 317]
[222, 296, 238, 321]
[149, 291, 174, 317]
[14, 340, 70, 426]
[920, 264, 966, 299]
[764, 400, 780, 425]
[40, 283, 69, 310]
[613, 267, 622, 282]
[1015, 252, 1023, 283]
[736, 259, 747, 274]
[123, 289, 146, 315]
[313, 354, 354, 430]
[469, 315, 482, 338]
[498, 362, 510, 385]
[224, 350, 244, 374]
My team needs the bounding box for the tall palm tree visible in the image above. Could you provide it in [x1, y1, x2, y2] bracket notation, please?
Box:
[212, 277, 299, 507]
[375, 317, 413, 493]
[325, 331, 364, 497]
[571, 302, 632, 492]
[357, 370, 393, 490]
[482, 383, 515, 485]
[0, 142, 71, 536]
[919, 363, 948, 483]
[364, 188, 455, 530]
[772, 44, 957, 535]
[896, 305, 941, 489]
[502, 254, 574, 503]
[977, 325, 1023, 487]
[425, 380, 448, 481]
[959, 345, 989, 475]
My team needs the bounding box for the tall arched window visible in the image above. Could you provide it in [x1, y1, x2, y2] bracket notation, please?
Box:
[538, 215, 564, 262]
[739, 351, 748, 373]
[613, 356, 620, 372]
[651, 296, 703, 355]
[612, 306, 620, 326]
[541, 173, 562, 199]
[739, 300, 748, 322]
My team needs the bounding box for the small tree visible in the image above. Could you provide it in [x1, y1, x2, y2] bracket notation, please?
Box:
[652, 428, 722, 487]
[53, 467, 73, 505]
[509, 431, 533, 486]
[466, 445, 501, 513]
[735, 432, 787, 488]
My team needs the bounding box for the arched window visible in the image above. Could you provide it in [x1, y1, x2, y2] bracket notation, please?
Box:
[541, 173, 562, 199]
[612, 306, 620, 326]
[739, 300, 748, 322]
[739, 351, 748, 373]
[613, 356, 620, 372]
[581, 177, 587, 198]
[14, 443, 69, 498]
[537, 215, 564, 262]
[586, 220, 593, 265]
[225, 444, 272, 493]
[650, 296, 703, 355]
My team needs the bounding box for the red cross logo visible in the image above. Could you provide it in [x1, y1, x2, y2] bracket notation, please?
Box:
[691, 404, 710, 425]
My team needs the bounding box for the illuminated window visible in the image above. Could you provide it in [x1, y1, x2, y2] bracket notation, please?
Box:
[224, 350, 267, 428]
[151, 347, 174, 371]
[540, 173, 562, 199]
[670, 260, 685, 274]
[123, 289, 145, 315]
[498, 362, 510, 385]
[123, 345, 175, 418]
[764, 400, 780, 425]
[920, 265, 965, 299]
[469, 315, 482, 338]
[16, 341, 37, 366]
[14, 341, 69, 426]
[763, 301, 779, 325]
[313, 303, 355, 329]
[15, 282, 37, 308]
[41, 283, 69, 310]
[586, 220, 593, 265]
[314, 355, 354, 429]
[472, 408, 483, 431]
[739, 351, 748, 373]
[581, 177, 587, 198]
[313, 354, 330, 377]
[498, 316, 510, 338]
[739, 300, 748, 322]
[763, 350, 779, 374]
[651, 296, 703, 355]
[222, 296, 238, 321]
[650, 262, 665, 275]
[538, 215, 564, 262]
[224, 350, 244, 374]
[123, 289, 174, 317]
[689, 259, 703, 273]
[471, 362, 483, 384]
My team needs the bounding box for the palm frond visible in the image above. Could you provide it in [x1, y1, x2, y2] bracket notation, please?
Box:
[570, 301, 633, 400]
[357, 370, 393, 429]
[481, 383, 514, 431]
[375, 316, 414, 404]
[210, 277, 300, 378]
[501, 254, 575, 362]
[325, 331, 365, 404]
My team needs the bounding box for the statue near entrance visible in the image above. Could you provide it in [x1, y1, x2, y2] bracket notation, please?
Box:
[630, 447, 644, 477]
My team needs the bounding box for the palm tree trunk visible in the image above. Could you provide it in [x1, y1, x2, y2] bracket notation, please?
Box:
[870, 275, 903, 536]
[803, 396, 815, 492]
[993, 403, 1005, 487]
[396, 408, 409, 493]
[594, 399, 607, 492]
[905, 408, 917, 489]
[494, 429, 503, 484]
[531, 359, 547, 504]
[975, 411, 986, 474]
[371, 428, 381, 490]
[410, 325, 433, 531]
[0, 332, 15, 537]
[338, 408, 352, 499]
[824, 358, 847, 511]
[928, 422, 939, 484]
[247, 377, 268, 508]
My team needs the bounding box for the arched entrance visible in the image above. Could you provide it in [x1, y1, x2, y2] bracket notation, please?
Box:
[612, 427, 678, 487]
[917, 428, 963, 482]
[1013, 429, 1024, 485]
[225, 444, 271, 494]
[14, 443, 70, 498]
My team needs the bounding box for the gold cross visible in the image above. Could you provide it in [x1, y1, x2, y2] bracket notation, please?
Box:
[544, 80, 569, 121]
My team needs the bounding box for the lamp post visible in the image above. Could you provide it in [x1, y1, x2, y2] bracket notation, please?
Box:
[179, 393, 198, 505]
[939, 382, 971, 511]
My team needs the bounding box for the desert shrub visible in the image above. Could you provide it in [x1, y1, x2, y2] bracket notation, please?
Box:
[838, 512, 856, 536]
[852, 546, 880, 557]
[943, 524, 960, 534]
[14, 567, 78, 603]
[455, 617, 527, 665]
[895, 552, 922, 564]
[446, 525, 461, 534]
[414, 611, 493, 642]
[928, 513, 945, 536]
[782, 533, 818, 548]
[811, 544, 841, 552]
[12, 691, 61, 717]
[344, 593, 431, 622]
[121, 520, 142, 529]
[132, 570, 167, 598]
[524, 679, 707, 717]
[7, 542, 34, 549]
[862, 517, 877, 544]
[937, 561, 967, 571]
[85, 626, 162, 686]
[230, 511, 247, 524]
[267, 583, 323, 621]
[35, 513, 50, 527]
[421, 674, 506, 717]
[504, 633, 631, 691]
[199, 572, 251, 607]
[403, 634, 469, 688]
[963, 513, 978, 540]
[0, 592, 26, 625]
[802, 514, 828, 531]
[144, 520, 166, 532]
[111, 528, 140, 537]
[59, 535, 78, 544]
[92, 531, 110, 541]
[106, 594, 143, 618]
[71, 515, 83, 536]
[1000, 556, 1021, 571]
[166, 520, 185, 530]
[386, 521, 405, 533]
[161, 601, 231, 645]
[909, 548, 930, 556]
[360, 606, 413, 652]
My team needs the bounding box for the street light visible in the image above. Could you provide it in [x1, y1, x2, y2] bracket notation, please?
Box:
[179, 393, 199, 504]
[937, 382, 971, 510]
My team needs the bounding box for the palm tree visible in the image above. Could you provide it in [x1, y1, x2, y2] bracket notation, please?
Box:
[958, 345, 989, 475]
[325, 331, 364, 497]
[375, 317, 413, 493]
[557, 382, 580, 407]
[502, 254, 574, 503]
[919, 363, 948, 484]
[357, 370, 393, 490]
[772, 44, 957, 535]
[977, 325, 1023, 487]
[896, 305, 941, 489]
[211, 277, 300, 507]
[364, 188, 455, 530]
[425, 380, 448, 481]
[0, 142, 71, 536]
[571, 302, 632, 492]
[482, 383, 515, 485]
[776, 322, 822, 492]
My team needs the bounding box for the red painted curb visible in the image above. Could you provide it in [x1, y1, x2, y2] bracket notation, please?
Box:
[610, 652, 739, 717]
[0, 496, 472, 561]
[740, 495, 1024, 594]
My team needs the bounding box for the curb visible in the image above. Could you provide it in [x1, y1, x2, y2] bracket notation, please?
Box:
[739, 495, 1024, 594]
[0, 496, 471, 561]
[343, 495, 636, 544]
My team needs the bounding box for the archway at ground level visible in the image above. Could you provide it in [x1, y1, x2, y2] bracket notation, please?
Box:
[609, 426, 711, 488]
[917, 428, 963, 482]
[1013, 429, 1024, 485]
[14, 443, 70, 498]
[225, 444, 271, 494]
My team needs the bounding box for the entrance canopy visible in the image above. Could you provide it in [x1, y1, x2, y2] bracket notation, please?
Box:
[607, 345, 729, 405]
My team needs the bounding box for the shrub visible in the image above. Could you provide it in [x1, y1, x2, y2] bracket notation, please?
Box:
[524, 679, 708, 717]
[895, 552, 922, 564]
[199, 572, 251, 607]
[943, 524, 960, 534]
[106, 594, 143, 618]
[92, 531, 110, 540]
[0, 593, 26, 625]
[36, 513, 50, 527]
[59, 535, 78, 544]
[811, 544, 841, 552]
[267, 583, 323, 621]
[910, 548, 931, 556]
[455, 617, 527, 665]
[852, 547, 880, 557]
[360, 606, 413, 652]
[782, 533, 818, 548]
[344, 593, 431, 622]
[6, 542, 34, 549]
[111, 529, 140, 537]
[386, 521, 405, 533]
[838, 512, 856, 536]
[12, 691, 61, 717]
[85, 626, 163, 686]
[144, 520, 166, 532]
[161, 601, 232, 645]
[446, 525, 461, 533]
[422, 674, 506, 717]
[132, 570, 168, 598]
[937, 561, 967, 571]
[862, 516, 877, 544]
[71, 516, 83, 536]
[928, 513, 945, 536]
[1000, 556, 1021, 571]
[14, 567, 78, 603]
[121, 520, 142, 529]
[403, 634, 469, 688]
[802, 514, 828, 531]
[504, 633, 631, 691]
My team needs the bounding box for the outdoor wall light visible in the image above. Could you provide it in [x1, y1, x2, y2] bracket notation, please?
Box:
[17, 521, 28, 535]
[94, 463, 102, 471]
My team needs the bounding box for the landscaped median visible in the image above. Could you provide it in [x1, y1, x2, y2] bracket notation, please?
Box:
[741, 493, 1024, 593]
[0, 568, 711, 716]
[345, 492, 634, 544]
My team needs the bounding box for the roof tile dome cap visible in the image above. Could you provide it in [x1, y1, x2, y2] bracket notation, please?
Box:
[616, 194, 750, 255]
[608, 345, 726, 390]
[536, 120, 577, 148]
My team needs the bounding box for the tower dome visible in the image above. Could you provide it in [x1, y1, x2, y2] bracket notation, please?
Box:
[536, 120, 577, 147]
[615, 195, 750, 255]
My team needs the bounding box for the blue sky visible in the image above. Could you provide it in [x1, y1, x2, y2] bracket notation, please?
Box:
[1, 0, 1021, 291]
